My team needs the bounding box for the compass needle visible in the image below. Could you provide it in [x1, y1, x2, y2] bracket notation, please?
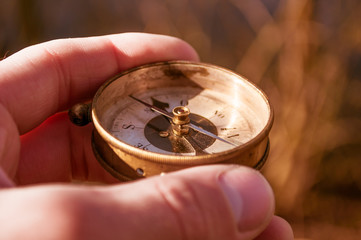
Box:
[129, 95, 236, 146]
[189, 123, 237, 146]
[129, 95, 173, 118]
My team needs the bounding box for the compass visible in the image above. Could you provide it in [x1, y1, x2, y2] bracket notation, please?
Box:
[69, 61, 273, 181]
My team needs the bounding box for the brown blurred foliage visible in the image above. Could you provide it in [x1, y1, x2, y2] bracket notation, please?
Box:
[1, 0, 361, 239]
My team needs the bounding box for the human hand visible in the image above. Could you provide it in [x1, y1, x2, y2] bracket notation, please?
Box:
[0, 33, 293, 239]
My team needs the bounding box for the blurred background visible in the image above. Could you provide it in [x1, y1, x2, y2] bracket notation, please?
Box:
[1, 0, 360, 239]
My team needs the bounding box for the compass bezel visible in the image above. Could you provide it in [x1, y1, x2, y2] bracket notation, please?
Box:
[90, 61, 273, 179]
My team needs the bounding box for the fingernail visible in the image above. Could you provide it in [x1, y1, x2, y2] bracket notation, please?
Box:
[218, 167, 274, 232]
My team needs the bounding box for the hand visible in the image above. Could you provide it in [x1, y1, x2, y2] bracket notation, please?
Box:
[0, 33, 293, 240]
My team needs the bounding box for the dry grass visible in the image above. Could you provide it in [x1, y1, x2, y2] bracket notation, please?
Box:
[1, 0, 361, 239]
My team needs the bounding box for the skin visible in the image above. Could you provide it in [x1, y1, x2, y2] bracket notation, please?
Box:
[0, 33, 293, 240]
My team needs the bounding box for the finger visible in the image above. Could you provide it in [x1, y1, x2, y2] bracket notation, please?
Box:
[0, 168, 15, 188]
[0, 33, 199, 134]
[1, 166, 276, 240]
[17, 112, 117, 184]
[254, 216, 294, 240]
[0, 33, 198, 180]
[98, 166, 275, 240]
[0, 104, 20, 178]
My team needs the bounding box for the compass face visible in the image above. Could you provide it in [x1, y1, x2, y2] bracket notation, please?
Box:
[101, 87, 261, 156]
[87, 61, 273, 179]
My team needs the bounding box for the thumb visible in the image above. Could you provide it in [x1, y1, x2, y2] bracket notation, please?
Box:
[96, 165, 275, 240]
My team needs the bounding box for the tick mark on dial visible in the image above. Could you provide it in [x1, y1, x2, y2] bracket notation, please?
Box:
[214, 110, 225, 118]
[227, 134, 239, 138]
[221, 127, 237, 131]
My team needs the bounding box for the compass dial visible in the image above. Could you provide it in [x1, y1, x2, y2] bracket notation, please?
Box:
[102, 87, 259, 156]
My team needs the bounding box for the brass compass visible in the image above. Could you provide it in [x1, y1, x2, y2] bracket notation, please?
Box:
[69, 61, 273, 181]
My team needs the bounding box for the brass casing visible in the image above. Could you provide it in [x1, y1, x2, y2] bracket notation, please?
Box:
[90, 61, 273, 181]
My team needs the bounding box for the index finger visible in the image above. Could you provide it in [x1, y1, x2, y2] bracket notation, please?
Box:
[0, 33, 199, 134]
